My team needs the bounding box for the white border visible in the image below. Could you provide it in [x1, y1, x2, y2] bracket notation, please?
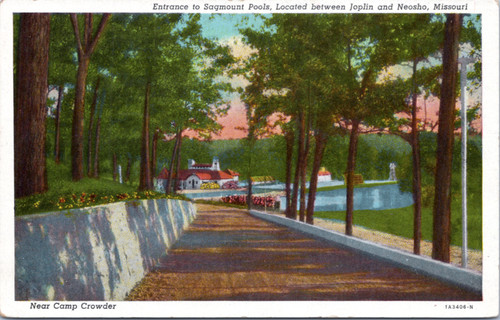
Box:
[1, 0, 498, 318]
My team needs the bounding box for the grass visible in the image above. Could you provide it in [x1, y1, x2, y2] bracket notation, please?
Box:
[194, 199, 247, 209]
[314, 203, 482, 251]
[314, 181, 397, 192]
[15, 160, 188, 216]
[312, 179, 483, 251]
[194, 199, 282, 212]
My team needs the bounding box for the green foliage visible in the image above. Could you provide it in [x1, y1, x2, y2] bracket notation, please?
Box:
[160, 134, 414, 184]
[316, 130, 482, 251]
[213, 137, 286, 180]
[48, 15, 77, 86]
[397, 132, 482, 209]
[315, 203, 482, 250]
[321, 134, 411, 181]
[315, 181, 397, 192]
[15, 159, 187, 216]
[43, 13, 235, 186]
[356, 134, 411, 180]
[250, 176, 275, 183]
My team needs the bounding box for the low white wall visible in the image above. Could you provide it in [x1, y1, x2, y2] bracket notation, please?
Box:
[249, 209, 482, 294]
[15, 199, 196, 301]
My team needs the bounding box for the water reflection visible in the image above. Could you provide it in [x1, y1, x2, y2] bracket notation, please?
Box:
[280, 184, 413, 212]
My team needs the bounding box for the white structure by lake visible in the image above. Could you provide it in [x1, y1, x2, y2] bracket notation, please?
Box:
[389, 163, 397, 181]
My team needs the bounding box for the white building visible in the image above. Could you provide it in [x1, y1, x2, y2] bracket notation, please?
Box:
[156, 156, 239, 191]
[317, 167, 332, 182]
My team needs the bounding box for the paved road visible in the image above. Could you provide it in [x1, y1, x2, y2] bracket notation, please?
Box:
[127, 204, 481, 301]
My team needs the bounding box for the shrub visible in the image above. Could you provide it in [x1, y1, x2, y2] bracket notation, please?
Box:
[222, 181, 239, 189]
[220, 195, 278, 208]
[201, 182, 220, 189]
[15, 190, 187, 216]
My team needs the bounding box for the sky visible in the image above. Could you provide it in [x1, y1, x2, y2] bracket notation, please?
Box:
[186, 14, 266, 140]
[189, 14, 482, 140]
[199, 14, 267, 40]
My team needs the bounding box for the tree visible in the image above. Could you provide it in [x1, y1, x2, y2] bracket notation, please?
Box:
[87, 76, 101, 177]
[97, 14, 232, 190]
[381, 15, 481, 255]
[432, 14, 463, 263]
[240, 14, 320, 220]
[69, 13, 111, 181]
[53, 85, 64, 164]
[380, 15, 443, 254]
[173, 130, 184, 191]
[14, 13, 51, 198]
[165, 129, 181, 194]
[103, 14, 183, 190]
[93, 105, 103, 178]
[151, 127, 161, 180]
[139, 80, 153, 190]
[238, 59, 270, 209]
[240, 14, 415, 230]
[48, 14, 77, 165]
[283, 124, 295, 218]
[305, 121, 330, 224]
[335, 16, 410, 236]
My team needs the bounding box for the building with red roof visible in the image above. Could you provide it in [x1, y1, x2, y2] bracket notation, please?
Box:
[156, 156, 240, 191]
[317, 167, 332, 182]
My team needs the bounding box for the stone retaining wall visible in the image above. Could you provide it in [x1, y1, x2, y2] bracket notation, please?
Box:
[15, 199, 196, 301]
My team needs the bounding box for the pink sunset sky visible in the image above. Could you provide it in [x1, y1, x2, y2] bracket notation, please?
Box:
[183, 94, 482, 141]
[183, 33, 482, 141]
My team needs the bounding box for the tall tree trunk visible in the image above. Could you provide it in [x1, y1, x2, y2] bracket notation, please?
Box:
[139, 81, 153, 191]
[432, 14, 462, 263]
[69, 13, 110, 181]
[166, 130, 180, 194]
[93, 113, 101, 178]
[345, 119, 360, 236]
[247, 141, 254, 210]
[87, 77, 100, 177]
[173, 129, 184, 192]
[54, 84, 63, 164]
[151, 128, 159, 179]
[125, 156, 131, 183]
[299, 114, 311, 222]
[112, 152, 117, 182]
[284, 129, 295, 218]
[71, 57, 90, 181]
[15, 13, 50, 198]
[291, 110, 305, 220]
[411, 57, 423, 255]
[306, 131, 328, 225]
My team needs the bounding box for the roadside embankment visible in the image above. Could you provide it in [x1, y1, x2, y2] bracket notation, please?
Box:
[15, 199, 196, 301]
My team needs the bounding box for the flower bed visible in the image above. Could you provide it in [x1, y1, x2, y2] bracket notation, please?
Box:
[220, 195, 279, 209]
[222, 181, 239, 189]
[201, 182, 220, 189]
[16, 190, 187, 216]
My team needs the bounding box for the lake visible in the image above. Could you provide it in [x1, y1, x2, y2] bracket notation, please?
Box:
[279, 183, 413, 212]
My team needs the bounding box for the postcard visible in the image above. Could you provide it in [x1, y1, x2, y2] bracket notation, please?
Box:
[0, 0, 498, 318]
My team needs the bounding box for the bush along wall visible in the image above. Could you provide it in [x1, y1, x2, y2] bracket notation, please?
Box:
[15, 199, 196, 301]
